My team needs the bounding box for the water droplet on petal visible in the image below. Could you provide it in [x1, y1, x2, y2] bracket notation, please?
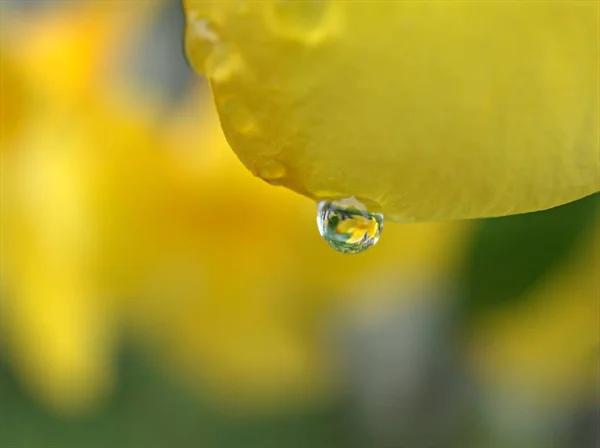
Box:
[317, 198, 384, 254]
[185, 13, 221, 74]
[258, 161, 287, 184]
[185, 13, 243, 83]
[191, 16, 220, 44]
[220, 98, 258, 135]
[205, 45, 243, 83]
[266, 0, 338, 45]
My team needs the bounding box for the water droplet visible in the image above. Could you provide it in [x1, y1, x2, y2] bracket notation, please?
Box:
[220, 98, 257, 134]
[258, 161, 287, 184]
[185, 13, 221, 74]
[190, 15, 220, 44]
[266, 0, 338, 45]
[185, 13, 243, 83]
[205, 45, 243, 83]
[317, 198, 384, 254]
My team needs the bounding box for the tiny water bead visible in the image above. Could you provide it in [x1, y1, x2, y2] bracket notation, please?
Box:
[185, 13, 243, 84]
[317, 199, 384, 254]
[185, 13, 220, 73]
[258, 161, 287, 184]
[220, 97, 257, 135]
[266, 0, 338, 45]
[192, 16, 220, 44]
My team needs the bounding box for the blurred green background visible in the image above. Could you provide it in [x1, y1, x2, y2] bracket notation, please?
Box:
[0, 2, 598, 447]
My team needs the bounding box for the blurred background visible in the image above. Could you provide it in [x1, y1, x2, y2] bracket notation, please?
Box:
[0, 2, 598, 447]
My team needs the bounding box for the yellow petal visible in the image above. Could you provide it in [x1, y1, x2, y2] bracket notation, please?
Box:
[0, 115, 114, 415]
[0, 51, 24, 145]
[184, 1, 599, 221]
[2, 1, 161, 104]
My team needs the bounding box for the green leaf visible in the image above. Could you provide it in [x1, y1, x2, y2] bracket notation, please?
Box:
[0, 344, 358, 448]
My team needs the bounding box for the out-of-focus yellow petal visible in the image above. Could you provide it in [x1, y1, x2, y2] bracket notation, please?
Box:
[184, 1, 599, 221]
[0, 3, 162, 414]
[468, 225, 600, 406]
[2, 1, 160, 105]
[0, 114, 115, 415]
[0, 52, 24, 145]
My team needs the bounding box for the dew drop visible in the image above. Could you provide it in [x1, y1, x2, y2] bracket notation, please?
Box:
[185, 13, 221, 74]
[186, 13, 243, 83]
[258, 161, 287, 184]
[317, 198, 384, 254]
[205, 45, 243, 83]
[191, 15, 220, 44]
[267, 0, 337, 45]
[220, 98, 257, 134]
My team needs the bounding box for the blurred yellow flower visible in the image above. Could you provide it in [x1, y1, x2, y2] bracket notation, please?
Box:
[468, 225, 600, 409]
[0, 2, 468, 416]
[184, 1, 599, 221]
[0, 51, 24, 145]
[0, 1, 165, 414]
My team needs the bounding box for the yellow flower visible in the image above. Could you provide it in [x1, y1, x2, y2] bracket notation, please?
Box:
[0, 2, 469, 415]
[2, 2, 158, 104]
[184, 1, 599, 221]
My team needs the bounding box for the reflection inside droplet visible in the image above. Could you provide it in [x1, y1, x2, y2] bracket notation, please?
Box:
[317, 198, 384, 254]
